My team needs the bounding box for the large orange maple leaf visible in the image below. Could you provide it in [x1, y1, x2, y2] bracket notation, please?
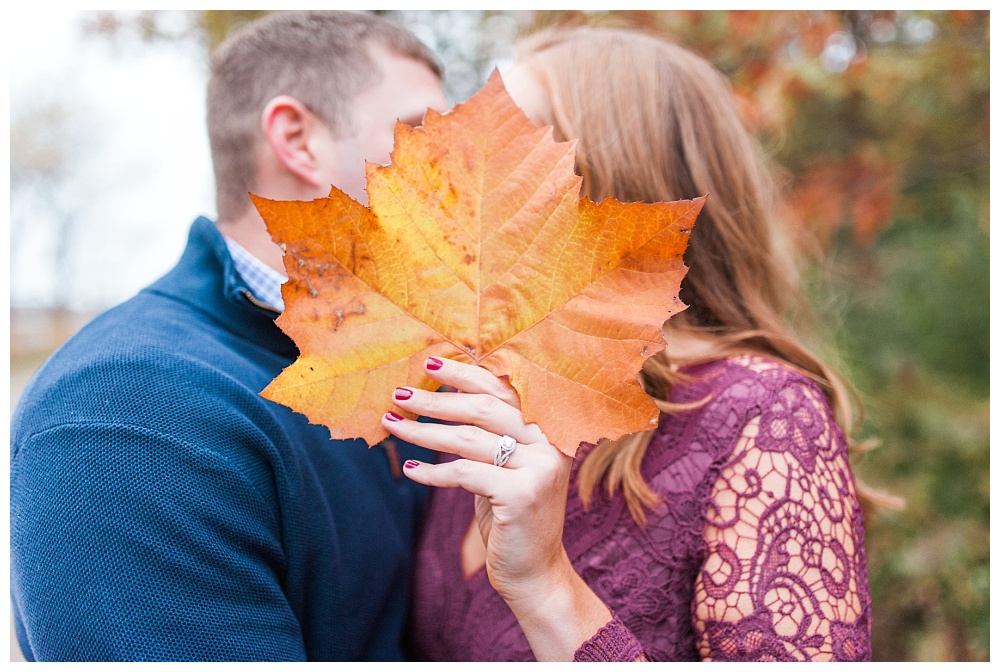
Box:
[251, 71, 703, 455]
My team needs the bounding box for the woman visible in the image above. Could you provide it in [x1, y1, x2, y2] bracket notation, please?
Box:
[382, 26, 872, 661]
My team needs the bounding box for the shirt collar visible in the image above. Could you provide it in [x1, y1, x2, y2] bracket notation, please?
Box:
[143, 218, 296, 357]
[223, 236, 287, 312]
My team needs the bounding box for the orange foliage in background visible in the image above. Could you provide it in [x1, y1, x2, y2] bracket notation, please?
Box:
[789, 154, 900, 247]
[533, 10, 986, 258]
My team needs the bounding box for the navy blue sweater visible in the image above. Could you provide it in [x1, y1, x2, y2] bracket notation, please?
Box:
[10, 217, 430, 661]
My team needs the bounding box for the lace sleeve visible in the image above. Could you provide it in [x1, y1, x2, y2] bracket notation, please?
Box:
[692, 375, 871, 661]
[573, 615, 648, 662]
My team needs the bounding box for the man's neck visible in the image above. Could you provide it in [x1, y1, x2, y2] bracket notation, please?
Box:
[215, 210, 286, 274]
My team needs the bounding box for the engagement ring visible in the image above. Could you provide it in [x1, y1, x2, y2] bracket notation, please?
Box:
[493, 434, 517, 467]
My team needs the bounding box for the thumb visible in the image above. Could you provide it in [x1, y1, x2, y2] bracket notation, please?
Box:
[474, 494, 493, 544]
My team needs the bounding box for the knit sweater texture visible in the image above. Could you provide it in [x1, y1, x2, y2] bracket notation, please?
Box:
[10, 217, 430, 661]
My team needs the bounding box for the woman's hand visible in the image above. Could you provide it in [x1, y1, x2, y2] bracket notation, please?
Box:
[381, 356, 613, 661]
[381, 356, 571, 601]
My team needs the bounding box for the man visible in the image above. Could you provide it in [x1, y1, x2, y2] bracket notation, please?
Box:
[11, 11, 449, 661]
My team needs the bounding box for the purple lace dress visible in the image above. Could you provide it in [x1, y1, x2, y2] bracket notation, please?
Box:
[410, 356, 871, 661]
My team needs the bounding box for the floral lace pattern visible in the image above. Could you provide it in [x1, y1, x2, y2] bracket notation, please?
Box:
[693, 357, 869, 661]
[409, 356, 871, 661]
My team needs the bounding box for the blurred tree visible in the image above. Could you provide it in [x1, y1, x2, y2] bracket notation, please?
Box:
[382, 10, 530, 101]
[79, 9, 532, 103]
[81, 9, 268, 51]
[10, 101, 98, 309]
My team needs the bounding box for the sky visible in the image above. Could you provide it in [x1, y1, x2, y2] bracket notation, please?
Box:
[9, 10, 216, 311]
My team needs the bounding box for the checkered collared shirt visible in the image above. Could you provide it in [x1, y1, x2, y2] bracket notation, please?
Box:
[224, 236, 287, 312]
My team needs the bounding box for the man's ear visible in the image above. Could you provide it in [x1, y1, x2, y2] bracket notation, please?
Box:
[261, 95, 329, 188]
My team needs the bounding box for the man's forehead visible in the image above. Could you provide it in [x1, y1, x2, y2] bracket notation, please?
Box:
[357, 41, 448, 115]
[368, 42, 440, 80]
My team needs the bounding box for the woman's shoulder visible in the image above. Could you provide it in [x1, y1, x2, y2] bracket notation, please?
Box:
[645, 354, 840, 473]
[673, 353, 828, 412]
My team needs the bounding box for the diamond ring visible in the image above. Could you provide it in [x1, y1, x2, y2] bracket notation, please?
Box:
[493, 434, 517, 467]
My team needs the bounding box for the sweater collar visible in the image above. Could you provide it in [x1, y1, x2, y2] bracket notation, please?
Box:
[146, 217, 297, 358]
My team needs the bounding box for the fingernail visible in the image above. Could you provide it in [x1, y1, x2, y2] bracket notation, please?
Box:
[385, 411, 404, 422]
[426, 357, 443, 371]
[394, 387, 413, 400]
[404, 460, 420, 469]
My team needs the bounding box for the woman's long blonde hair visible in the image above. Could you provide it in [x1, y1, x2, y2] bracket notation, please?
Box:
[516, 26, 895, 524]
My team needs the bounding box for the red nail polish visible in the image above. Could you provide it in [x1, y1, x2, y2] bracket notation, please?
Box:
[385, 411, 404, 422]
[403, 460, 419, 469]
[426, 357, 443, 371]
[394, 387, 413, 400]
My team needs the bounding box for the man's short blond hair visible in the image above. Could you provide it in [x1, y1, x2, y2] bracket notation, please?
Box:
[207, 11, 442, 220]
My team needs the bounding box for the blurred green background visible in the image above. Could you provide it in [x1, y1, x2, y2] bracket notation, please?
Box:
[594, 11, 990, 661]
[9, 10, 989, 662]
